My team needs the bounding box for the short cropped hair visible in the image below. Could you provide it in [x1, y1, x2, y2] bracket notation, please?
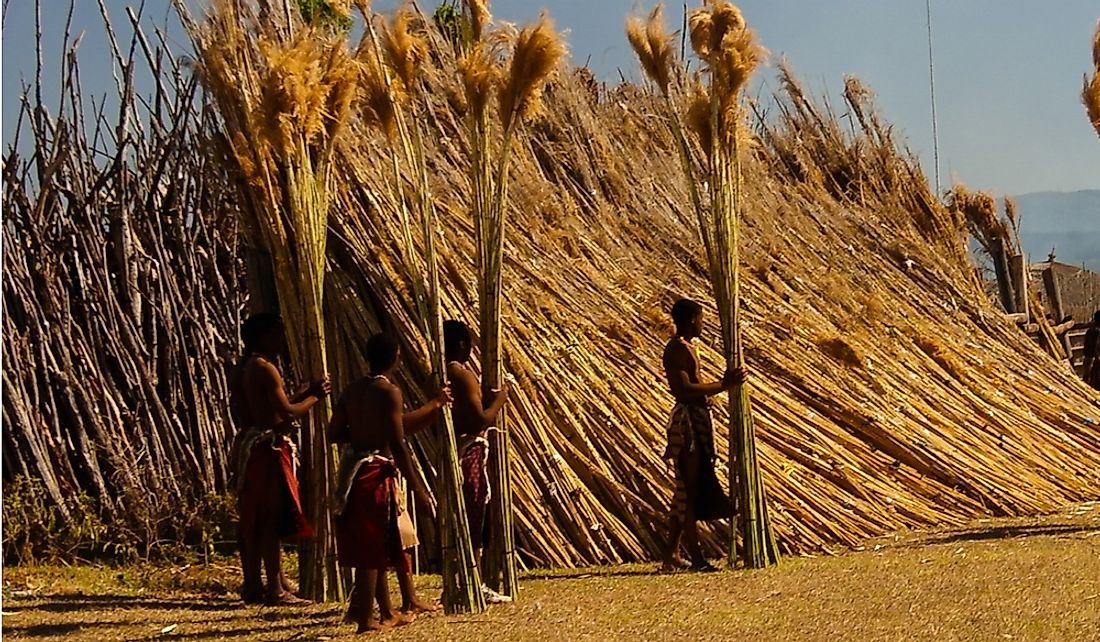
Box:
[1094, 310, 1100, 325]
[670, 298, 703, 327]
[443, 320, 471, 353]
[366, 333, 400, 371]
[241, 313, 282, 351]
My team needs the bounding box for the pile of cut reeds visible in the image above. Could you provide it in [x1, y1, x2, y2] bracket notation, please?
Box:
[6, 1, 1100, 572]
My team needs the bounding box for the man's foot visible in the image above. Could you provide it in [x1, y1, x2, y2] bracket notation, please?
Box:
[659, 557, 692, 573]
[344, 604, 360, 624]
[264, 591, 312, 606]
[481, 584, 513, 604]
[355, 618, 384, 634]
[380, 612, 415, 627]
[241, 586, 265, 605]
[401, 595, 441, 614]
[688, 560, 720, 573]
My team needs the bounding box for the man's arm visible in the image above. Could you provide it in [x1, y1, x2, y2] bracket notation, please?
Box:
[258, 362, 330, 421]
[664, 343, 738, 398]
[664, 342, 724, 398]
[449, 364, 507, 430]
[402, 385, 451, 436]
[383, 387, 436, 513]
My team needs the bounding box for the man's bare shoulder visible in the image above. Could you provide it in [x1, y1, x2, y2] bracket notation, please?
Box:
[663, 338, 691, 360]
[448, 362, 476, 386]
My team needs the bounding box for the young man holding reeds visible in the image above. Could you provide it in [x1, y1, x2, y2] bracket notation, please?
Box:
[443, 320, 513, 604]
[660, 298, 744, 572]
[229, 313, 330, 605]
[328, 333, 445, 632]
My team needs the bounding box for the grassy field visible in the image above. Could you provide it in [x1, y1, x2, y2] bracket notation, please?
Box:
[3, 505, 1098, 642]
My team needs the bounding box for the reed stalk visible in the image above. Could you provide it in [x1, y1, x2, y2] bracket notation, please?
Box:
[362, 4, 485, 613]
[182, 0, 358, 600]
[628, 1, 777, 568]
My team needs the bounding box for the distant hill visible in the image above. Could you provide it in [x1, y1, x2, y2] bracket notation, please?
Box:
[1010, 190, 1100, 269]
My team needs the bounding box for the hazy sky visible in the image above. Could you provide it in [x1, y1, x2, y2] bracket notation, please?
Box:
[4, 1, 1098, 195]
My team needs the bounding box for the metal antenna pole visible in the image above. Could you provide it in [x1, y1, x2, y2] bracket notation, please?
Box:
[925, 0, 941, 196]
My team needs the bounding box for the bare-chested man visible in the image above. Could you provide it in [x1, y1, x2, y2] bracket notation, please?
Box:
[328, 333, 442, 633]
[229, 312, 330, 605]
[443, 320, 511, 604]
[660, 298, 744, 572]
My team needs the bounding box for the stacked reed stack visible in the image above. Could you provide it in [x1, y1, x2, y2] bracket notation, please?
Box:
[1086, 21, 1100, 137]
[183, 0, 358, 600]
[459, 0, 566, 597]
[356, 3, 484, 613]
[628, 2, 778, 568]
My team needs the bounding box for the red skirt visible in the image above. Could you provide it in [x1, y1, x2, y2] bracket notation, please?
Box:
[461, 441, 491, 549]
[238, 439, 313, 541]
[335, 459, 411, 572]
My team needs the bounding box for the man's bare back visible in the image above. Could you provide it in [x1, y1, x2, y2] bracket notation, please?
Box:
[333, 376, 403, 455]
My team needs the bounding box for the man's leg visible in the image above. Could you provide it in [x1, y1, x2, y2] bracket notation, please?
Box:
[356, 568, 381, 634]
[663, 514, 685, 568]
[239, 523, 263, 603]
[397, 552, 438, 613]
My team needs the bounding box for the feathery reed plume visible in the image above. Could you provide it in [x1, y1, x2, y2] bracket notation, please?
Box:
[498, 13, 566, 131]
[625, 4, 675, 91]
[381, 8, 428, 95]
[1084, 21, 1100, 137]
[949, 184, 1009, 255]
[685, 78, 713, 155]
[460, 42, 500, 120]
[469, 0, 491, 42]
[357, 46, 398, 140]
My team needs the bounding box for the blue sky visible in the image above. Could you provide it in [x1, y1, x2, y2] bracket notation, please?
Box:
[4, 1, 1098, 195]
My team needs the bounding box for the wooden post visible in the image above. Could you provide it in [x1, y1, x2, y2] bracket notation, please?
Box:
[1008, 253, 1028, 320]
[990, 239, 1015, 314]
[1042, 265, 1075, 362]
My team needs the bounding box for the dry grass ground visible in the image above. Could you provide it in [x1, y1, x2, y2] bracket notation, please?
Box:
[3, 505, 1099, 642]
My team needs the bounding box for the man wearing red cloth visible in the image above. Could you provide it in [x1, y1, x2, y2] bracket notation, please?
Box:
[229, 312, 330, 606]
[329, 333, 440, 633]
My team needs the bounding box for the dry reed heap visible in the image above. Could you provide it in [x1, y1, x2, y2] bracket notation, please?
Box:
[4, 7, 1099, 567]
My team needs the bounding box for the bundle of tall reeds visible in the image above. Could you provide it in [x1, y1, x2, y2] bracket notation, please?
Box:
[356, 4, 485, 613]
[1086, 21, 1100, 137]
[181, 0, 358, 601]
[460, 0, 566, 597]
[628, 2, 778, 568]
